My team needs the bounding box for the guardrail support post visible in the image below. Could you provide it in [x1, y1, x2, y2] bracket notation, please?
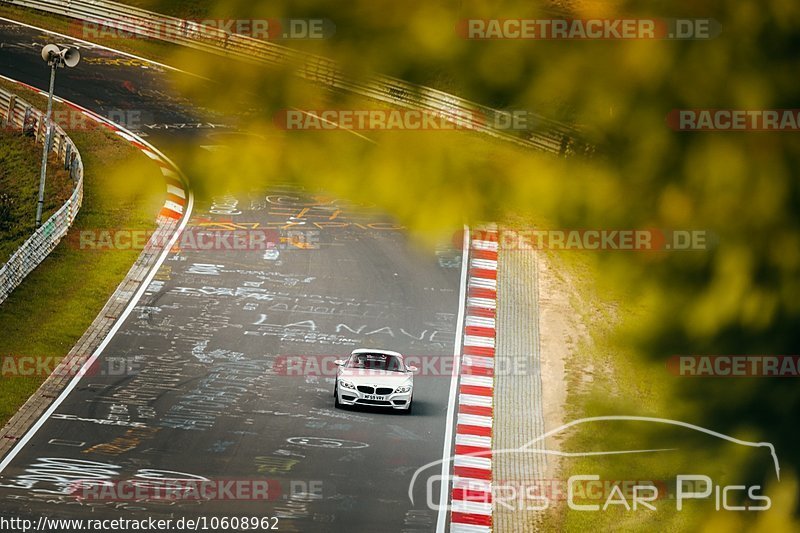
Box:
[64, 143, 72, 170]
[23, 106, 34, 136]
[35, 114, 44, 143]
[69, 154, 78, 182]
[3, 95, 16, 129]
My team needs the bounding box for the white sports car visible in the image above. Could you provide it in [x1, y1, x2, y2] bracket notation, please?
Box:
[333, 349, 418, 413]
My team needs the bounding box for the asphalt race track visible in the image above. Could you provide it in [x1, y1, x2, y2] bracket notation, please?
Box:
[0, 20, 463, 532]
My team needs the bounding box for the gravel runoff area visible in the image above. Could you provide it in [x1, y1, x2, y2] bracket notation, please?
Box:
[493, 230, 571, 532]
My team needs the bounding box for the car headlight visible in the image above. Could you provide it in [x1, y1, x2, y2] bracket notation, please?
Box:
[395, 384, 412, 393]
[339, 380, 355, 389]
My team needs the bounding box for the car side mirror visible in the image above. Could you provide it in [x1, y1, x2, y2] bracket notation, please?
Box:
[334, 360, 345, 366]
[406, 365, 419, 373]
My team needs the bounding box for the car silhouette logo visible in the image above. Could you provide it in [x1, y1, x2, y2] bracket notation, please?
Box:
[409, 415, 780, 506]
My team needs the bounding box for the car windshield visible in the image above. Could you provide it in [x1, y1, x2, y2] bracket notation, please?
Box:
[347, 353, 404, 372]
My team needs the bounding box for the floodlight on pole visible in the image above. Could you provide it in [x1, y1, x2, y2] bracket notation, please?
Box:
[35, 44, 81, 227]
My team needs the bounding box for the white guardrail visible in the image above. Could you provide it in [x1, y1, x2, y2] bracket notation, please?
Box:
[2, 0, 593, 156]
[0, 86, 84, 305]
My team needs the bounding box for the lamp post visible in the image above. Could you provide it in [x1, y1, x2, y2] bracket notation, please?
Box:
[35, 44, 80, 227]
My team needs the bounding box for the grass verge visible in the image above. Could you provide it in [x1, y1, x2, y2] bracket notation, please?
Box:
[0, 128, 73, 263]
[532, 244, 787, 531]
[0, 78, 165, 427]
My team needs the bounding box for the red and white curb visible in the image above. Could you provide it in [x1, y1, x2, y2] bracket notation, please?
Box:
[122, 134, 187, 221]
[0, 75, 188, 222]
[451, 226, 498, 532]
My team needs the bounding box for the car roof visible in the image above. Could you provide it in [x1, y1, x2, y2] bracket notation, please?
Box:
[351, 348, 403, 358]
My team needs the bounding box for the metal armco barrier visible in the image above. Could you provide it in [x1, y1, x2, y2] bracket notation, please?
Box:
[0, 86, 84, 305]
[1, 0, 592, 155]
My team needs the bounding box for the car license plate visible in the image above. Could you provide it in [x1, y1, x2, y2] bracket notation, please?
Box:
[363, 394, 386, 401]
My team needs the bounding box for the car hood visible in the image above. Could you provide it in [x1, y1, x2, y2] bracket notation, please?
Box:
[338, 369, 412, 386]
